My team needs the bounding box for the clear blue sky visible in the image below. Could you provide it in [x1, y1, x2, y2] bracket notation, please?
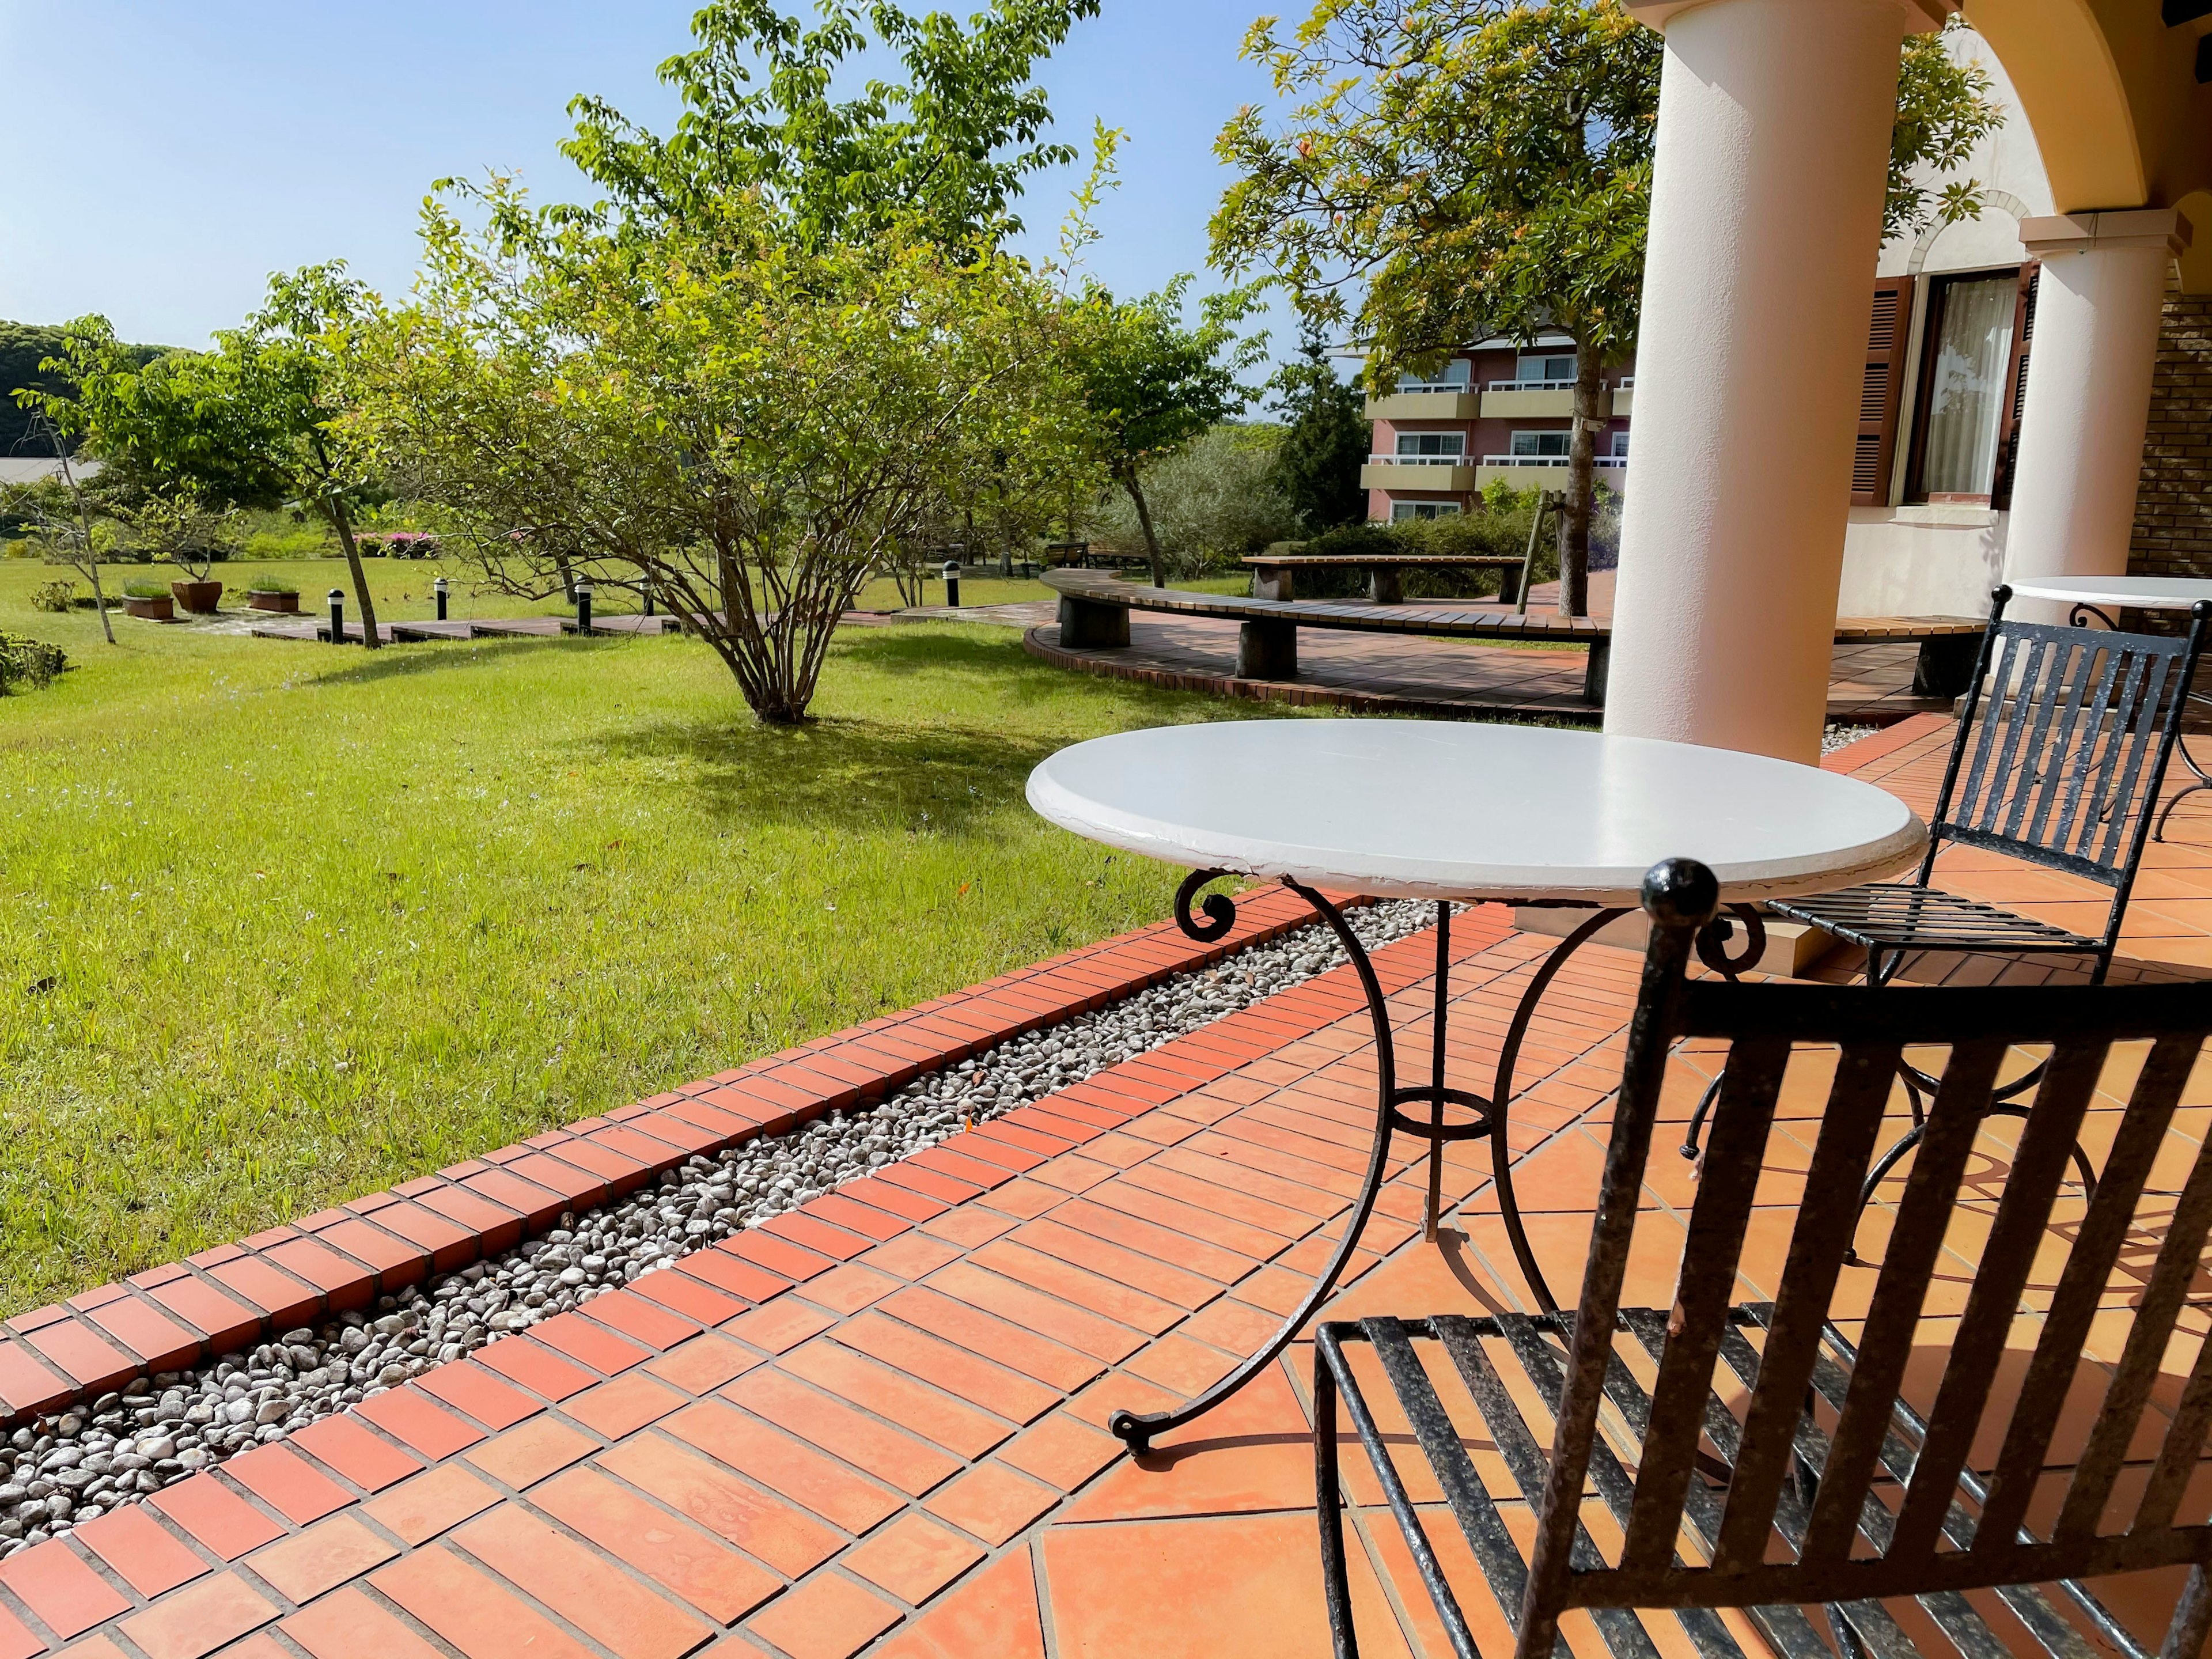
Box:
[0, 1, 1293, 356]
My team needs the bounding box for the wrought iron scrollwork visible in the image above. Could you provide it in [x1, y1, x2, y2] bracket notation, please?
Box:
[2069, 602, 2120, 631]
[1172, 868, 1237, 942]
[1693, 903, 1767, 981]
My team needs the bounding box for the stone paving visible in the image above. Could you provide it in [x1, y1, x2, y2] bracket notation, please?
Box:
[0, 717, 2207, 1658]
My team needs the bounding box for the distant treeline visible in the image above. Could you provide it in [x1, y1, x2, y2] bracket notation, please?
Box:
[0, 321, 172, 458]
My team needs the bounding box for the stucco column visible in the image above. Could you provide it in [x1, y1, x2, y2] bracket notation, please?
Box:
[1604, 0, 1940, 764]
[2001, 210, 2190, 618]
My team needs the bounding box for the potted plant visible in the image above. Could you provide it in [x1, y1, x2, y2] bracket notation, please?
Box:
[123, 487, 238, 613]
[246, 575, 300, 613]
[120, 579, 175, 620]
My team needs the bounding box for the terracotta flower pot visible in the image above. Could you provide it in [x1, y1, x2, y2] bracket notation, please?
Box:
[171, 579, 224, 615]
[248, 590, 300, 613]
[124, 595, 175, 621]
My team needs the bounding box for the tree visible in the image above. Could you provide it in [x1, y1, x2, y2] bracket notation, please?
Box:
[558, 0, 1101, 253]
[1211, 0, 2003, 615]
[1269, 329, 1370, 532]
[21, 275, 389, 646]
[1088, 423, 1300, 576]
[1067, 277, 1265, 586]
[0, 427, 115, 645]
[361, 182, 1088, 724]
[0, 320, 168, 459]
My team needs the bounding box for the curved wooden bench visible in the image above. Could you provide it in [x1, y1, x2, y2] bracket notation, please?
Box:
[1043, 569, 1986, 706]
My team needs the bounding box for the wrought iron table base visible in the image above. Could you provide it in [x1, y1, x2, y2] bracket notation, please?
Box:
[1105, 874, 1762, 1454]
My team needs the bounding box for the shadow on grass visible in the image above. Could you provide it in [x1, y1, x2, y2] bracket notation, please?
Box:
[299, 634, 649, 687]
[593, 709, 1059, 838]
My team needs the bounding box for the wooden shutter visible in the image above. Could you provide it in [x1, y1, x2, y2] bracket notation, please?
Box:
[1852, 275, 1915, 506]
[1990, 262, 2039, 510]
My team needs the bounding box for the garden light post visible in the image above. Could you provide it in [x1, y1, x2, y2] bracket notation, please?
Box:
[574, 579, 594, 636]
[943, 560, 961, 609]
[327, 588, 344, 644]
[433, 577, 448, 622]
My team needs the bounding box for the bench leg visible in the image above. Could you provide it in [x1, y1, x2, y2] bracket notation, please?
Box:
[1912, 634, 1978, 699]
[1057, 594, 1130, 649]
[1495, 565, 1521, 607]
[1582, 637, 1611, 705]
[1251, 567, 1295, 603]
[1368, 567, 1403, 604]
[1238, 619, 1298, 680]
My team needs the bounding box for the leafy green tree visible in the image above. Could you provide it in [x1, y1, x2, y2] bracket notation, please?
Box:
[1087, 423, 1298, 576]
[1268, 329, 1370, 532]
[1067, 277, 1265, 586]
[21, 272, 389, 645]
[1212, 0, 2003, 615]
[558, 0, 1100, 253]
[0, 321, 168, 458]
[361, 183, 1087, 723]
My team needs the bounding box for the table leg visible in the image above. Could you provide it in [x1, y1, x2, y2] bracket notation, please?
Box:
[1109, 876, 1585, 1449]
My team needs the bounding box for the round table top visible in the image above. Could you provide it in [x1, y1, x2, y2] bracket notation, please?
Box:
[2007, 574, 2212, 612]
[1026, 719, 1927, 906]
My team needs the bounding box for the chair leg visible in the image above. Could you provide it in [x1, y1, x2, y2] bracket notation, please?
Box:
[2158, 1561, 2212, 1659]
[1843, 1119, 1926, 1266]
[1315, 1350, 1360, 1659]
[1679, 1071, 1724, 1163]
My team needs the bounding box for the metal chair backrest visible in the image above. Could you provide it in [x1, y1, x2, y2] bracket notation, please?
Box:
[1921, 586, 2210, 905]
[1518, 857, 2212, 1659]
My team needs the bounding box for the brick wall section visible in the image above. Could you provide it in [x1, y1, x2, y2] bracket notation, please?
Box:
[2129, 294, 2212, 584]
[0, 884, 1343, 1430]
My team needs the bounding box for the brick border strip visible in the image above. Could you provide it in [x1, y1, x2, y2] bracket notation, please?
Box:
[0, 884, 1342, 1430]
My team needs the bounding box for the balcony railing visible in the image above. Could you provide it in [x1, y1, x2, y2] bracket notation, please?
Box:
[1394, 380, 1471, 395]
[1480, 454, 1629, 468]
[1373, 453, 1469, 466]
[1488, 378, 1576, 391]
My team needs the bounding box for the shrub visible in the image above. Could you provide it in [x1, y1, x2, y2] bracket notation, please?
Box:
[382, 531, 441, 559]
[30, 580, 77, 613]
[0, 634, 67, 693]
[245, 575, 299, 594]
[121, 578, 170, 599]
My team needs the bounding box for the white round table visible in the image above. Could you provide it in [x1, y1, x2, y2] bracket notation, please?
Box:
[2004, 576, 2212, 839]
[1027, 719, 1925, 1449]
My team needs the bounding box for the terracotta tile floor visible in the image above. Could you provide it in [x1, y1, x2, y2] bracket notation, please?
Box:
[14, 715, 2212, 1659]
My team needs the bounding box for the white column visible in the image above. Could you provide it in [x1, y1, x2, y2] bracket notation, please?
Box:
[2001, 210, 2190, 618]
[1604, 0, 1941, 765]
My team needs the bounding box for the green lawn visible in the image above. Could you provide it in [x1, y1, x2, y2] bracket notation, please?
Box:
[0, 554, 1312, 1316]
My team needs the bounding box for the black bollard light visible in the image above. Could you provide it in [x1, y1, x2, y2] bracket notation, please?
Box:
[643, 583, 656, 618]
[327, 588, 345, 643]
[433, 577, 449, 622]
[942, 559, 961, 609]
[574, 578, 594, 636]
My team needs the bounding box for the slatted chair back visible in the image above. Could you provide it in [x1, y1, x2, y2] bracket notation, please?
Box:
[1920, 586, 2210, 912]
[1517, 858, 2212, 1659]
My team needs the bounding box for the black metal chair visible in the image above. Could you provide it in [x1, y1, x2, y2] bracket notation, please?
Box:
[1316, 856, 2212, 1659]
[1680, 588, 2212, 1250]
[1769, 585, 2211, 992]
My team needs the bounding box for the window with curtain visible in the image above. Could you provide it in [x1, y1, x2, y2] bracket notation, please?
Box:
[1914, 273, 2018, 501]
[1395, 431, 1465, 459]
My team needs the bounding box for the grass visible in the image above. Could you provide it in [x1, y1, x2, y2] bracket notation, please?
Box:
[0, 552, 1330, 1315]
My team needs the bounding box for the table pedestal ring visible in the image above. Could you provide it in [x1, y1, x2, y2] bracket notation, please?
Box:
[1105, 875, 1747, 1453]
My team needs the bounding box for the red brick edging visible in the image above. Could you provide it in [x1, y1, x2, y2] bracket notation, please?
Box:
[0, 886, 1342, 1429]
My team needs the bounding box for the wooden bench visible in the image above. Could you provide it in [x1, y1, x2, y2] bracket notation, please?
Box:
[1044, 568, 1986, 706]
[1241, 552, 1531, 605]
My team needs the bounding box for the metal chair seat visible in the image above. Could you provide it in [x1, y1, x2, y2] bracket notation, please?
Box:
[1766, 883, 2102, 956]
[1320, 1305, 2143, 1659]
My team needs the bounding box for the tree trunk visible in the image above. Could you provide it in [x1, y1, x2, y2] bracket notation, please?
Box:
[56, 452, 113, 645]
[1122, 470, 1165, 588]
[327, 498, 381, 649]
[1557, 339, 1603, 620]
